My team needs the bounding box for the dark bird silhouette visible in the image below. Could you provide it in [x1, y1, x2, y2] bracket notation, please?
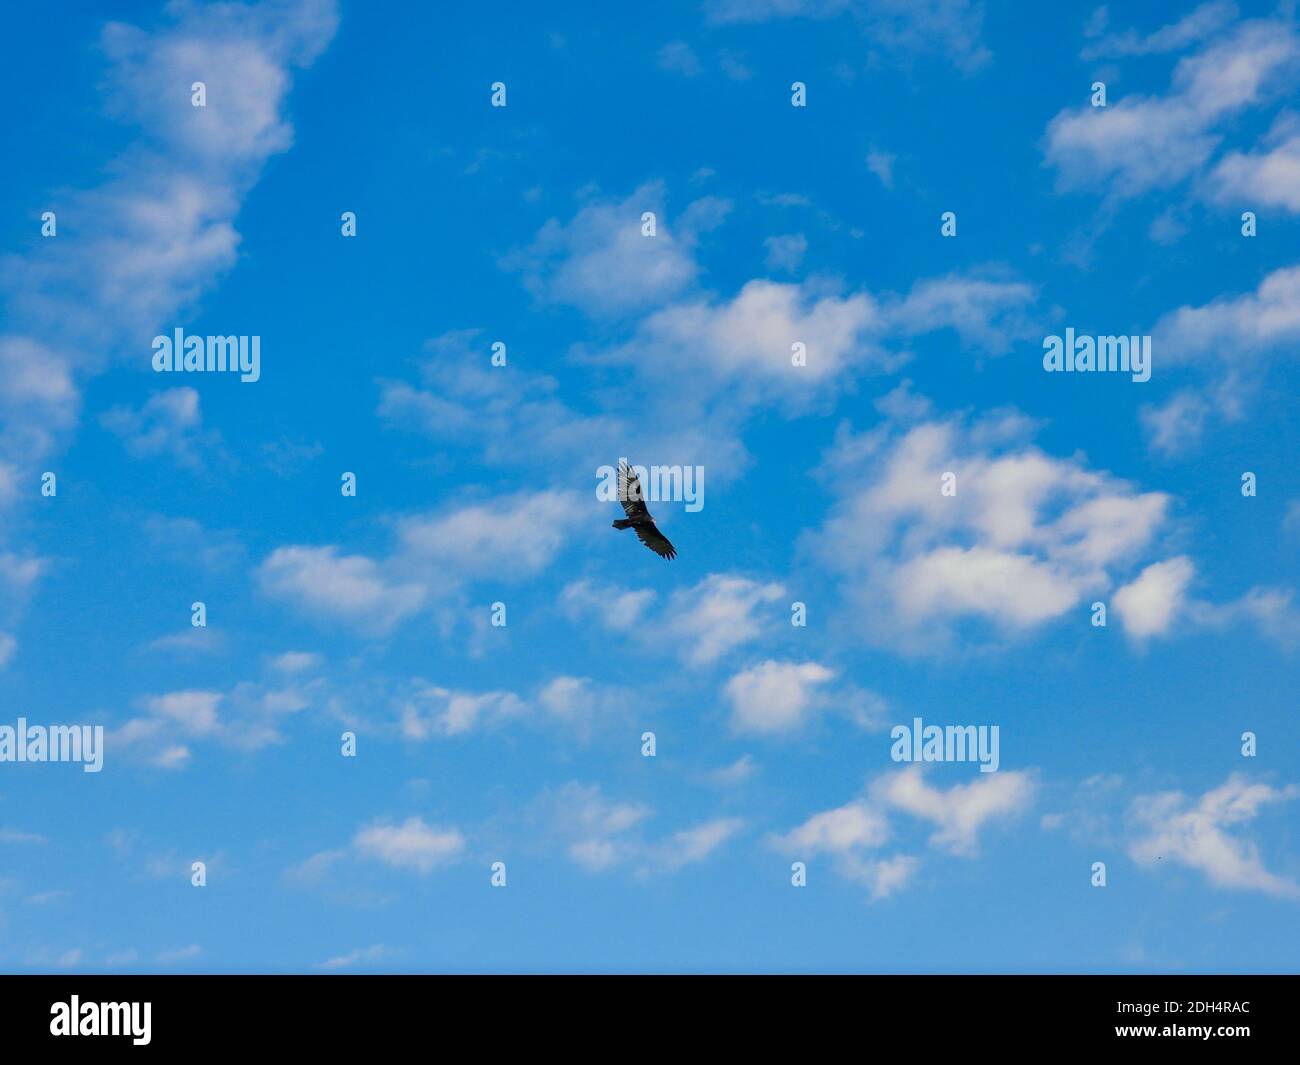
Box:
[612, 461, 676, 560]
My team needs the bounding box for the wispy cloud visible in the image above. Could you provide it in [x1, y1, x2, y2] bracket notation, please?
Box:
[1128, 774, 1300, 897]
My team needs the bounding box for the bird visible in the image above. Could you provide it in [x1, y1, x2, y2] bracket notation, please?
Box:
[612, 461, 677, 560]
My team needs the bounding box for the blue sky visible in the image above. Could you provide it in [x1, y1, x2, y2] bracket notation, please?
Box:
[1, 0, 1298, 973]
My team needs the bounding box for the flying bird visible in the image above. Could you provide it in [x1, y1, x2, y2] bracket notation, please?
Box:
[612, 461, 676, 560]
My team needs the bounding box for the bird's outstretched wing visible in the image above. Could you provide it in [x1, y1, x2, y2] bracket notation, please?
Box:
[616, 460, 677, 559]
[618, 461, 651, 522]
[634, 520, 676, 560]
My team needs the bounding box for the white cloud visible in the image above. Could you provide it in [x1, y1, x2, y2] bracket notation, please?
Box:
[564, 838, 620, 872]
[1112, 557, 1196, 639]
[856, 0, 992, 71]
[0, 0, 337, 655]
[113, 678, 323, 767]
[0, 338, 78, 463]
[763, 233, 808, 272]
[1128, 774, 1300, 897]
[475, 191, 1038, 482]
[1149, 206, 1189, 244]
[378, 331, 647, 480]
[25, 890, 72, 906]
[773, 766, 1035, 898]
[1140, 389, 1212, 455]
[706, 754, 758, 787]
[395, 489, 586, 580]
[258, 545, 426, 633]
[143, 690, 222, 736]
[155, 944, 202, 964]
[259, 489, 586, 635]
[866, 148, 896, 188]
[142, 514, 244, 572]
[559, 579, 657, 633]
[0, 464, 17, 508]
[103, 949, 140, 967]
[561, 573, 786, 668]
[269, 651, 322, 673]
[650, 818, 744, 872]
[871, 766, 1036, 856]
[775, 800, 891, 853]
[317, 944, 388, 971]
[611, 278, 881, 394]
[844, 854, 921, 899]
[704, 0, 990, 72]
[725, 660, 835, 734]
[811, 410, 1171, 649]
[503, 182, 722, 317]
[99, 1, 337, 160]
[1285, 500, 1300, 537]
[0, 828, 48, 845]
[719, 50, 753, 81]
[0, 0, 338, 479]
[398, 684, 528, 739]
[1045, 19, 1300, 197]
[600, 268, 1035, 419]
[705, 0, 848, 22]
[1080, 2, 1239, 60]
[0, 552, 48, 626]
[1190, 586, 1300, 648]
[394, 674, 628, 741]
[540, 782, 737, 875]
[283, 848, 347, 885]
[145, 628, 226, 656]
[769, 800, 914, 901]
[1154, 263, 1300, 365]
[667, 575, 786, 666]
[100, 387, 214, 466]
[144, 851, 225, 881]
[536, 675, 621, 735]
[353, 817, 465, 874]
[893, 546, 1082, 628]
[544, 782, 652, 871]
[884, 272, 1038, 354]
[1207, 115, 1300, 212]
[657, 40, 703, 77]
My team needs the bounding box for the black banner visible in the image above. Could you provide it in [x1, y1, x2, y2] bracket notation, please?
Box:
[0, 974, 1289, 1053]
